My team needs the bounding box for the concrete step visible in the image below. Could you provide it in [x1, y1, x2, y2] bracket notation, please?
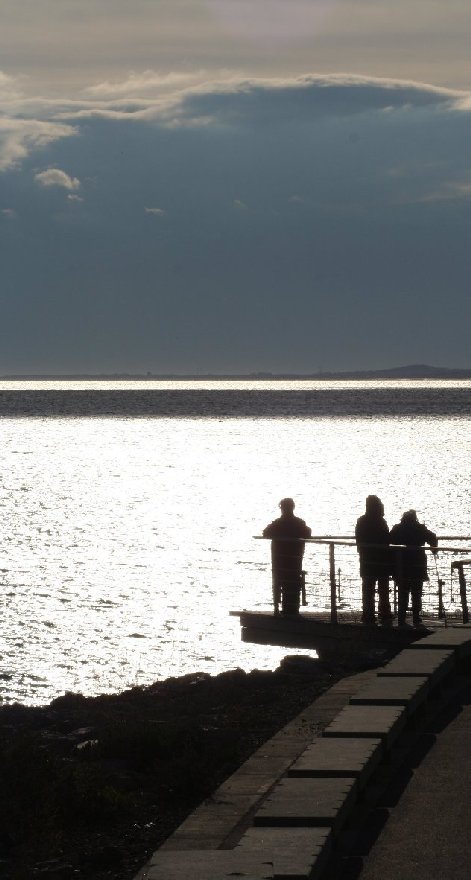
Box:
[349, 674, 430, 715]
[253, 776, 357, 833]
[409, 628, 471, 658]
[377, 648, 455, 685]
[288, 736, 382, 790]
[322, 704, 407, 749]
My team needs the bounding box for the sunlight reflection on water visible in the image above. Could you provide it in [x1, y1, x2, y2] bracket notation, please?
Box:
[0, 384, 470, 705]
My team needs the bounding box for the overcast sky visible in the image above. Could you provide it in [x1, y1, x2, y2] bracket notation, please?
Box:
[1, 1, 471, 373]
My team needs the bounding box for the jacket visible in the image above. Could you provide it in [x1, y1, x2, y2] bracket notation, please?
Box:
[355, 513, 391, 578]
[389, 520, 437, 582]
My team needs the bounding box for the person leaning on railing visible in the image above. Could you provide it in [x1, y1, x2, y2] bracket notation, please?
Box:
[390, 509, 438, 629]
[263, 498, 312, 616]
[355, 495, 393, 626]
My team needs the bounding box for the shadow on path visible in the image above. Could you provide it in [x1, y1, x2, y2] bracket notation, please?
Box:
[326, 673, 471, 880]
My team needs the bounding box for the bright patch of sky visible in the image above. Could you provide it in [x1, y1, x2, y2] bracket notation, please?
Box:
[2, 0, 471, 93]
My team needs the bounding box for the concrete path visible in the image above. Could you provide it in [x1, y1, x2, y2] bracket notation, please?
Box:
[134, 626, 471, 880]
[133, 669, 377, 878]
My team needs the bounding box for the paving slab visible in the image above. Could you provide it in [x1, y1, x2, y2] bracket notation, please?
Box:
[142, 851, 273, 879]
[349, 675, 430, 715]
[322, 705, 406, 748]
[236, 826, 332, 879]
[377, 648, 455, 685]
[288, 737, 382, 789]
[409, 628, 471, 658]
[253, 776, 357, 833]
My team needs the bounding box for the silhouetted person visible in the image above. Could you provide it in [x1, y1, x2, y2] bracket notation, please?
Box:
[263, 498, 311, 615]
[355, 495, 392, 625]
[390, 509, 437, 628]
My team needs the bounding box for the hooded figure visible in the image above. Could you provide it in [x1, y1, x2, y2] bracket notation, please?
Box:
[355, 495, 392, 625]
[263, 498, 311, 615]
[390, 509, 437, 628]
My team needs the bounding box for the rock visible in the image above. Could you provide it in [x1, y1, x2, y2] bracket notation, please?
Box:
[0, 662, 353, 880]
[277, 654, 323, 674]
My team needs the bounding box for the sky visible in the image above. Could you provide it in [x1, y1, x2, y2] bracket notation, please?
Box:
[1, 1, 471, 373]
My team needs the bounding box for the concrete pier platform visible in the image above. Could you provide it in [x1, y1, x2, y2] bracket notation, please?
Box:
[229, 610, 424, 661]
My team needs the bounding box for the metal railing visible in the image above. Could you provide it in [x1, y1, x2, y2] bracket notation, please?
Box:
[451, 558, 471, 624]
[256, 536, 471, 624]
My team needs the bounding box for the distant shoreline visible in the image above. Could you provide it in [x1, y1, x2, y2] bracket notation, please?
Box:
[1, 365, 471, 381]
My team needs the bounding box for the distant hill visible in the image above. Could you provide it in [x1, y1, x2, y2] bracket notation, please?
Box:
[297, 364, 471, 380]
[235, 365, 471, 380]
[1, 364, 471, 380]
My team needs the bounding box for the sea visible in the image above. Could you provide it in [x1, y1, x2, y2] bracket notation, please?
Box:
[0, 379, 470, 707]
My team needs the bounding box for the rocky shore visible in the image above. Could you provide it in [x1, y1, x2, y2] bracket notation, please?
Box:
[0, 655, 373, 880]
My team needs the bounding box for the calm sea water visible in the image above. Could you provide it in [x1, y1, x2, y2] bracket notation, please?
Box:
[0, 379, 470, 706]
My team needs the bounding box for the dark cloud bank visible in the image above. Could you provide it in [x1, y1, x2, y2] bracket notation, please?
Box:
[1, 75, 470, 373]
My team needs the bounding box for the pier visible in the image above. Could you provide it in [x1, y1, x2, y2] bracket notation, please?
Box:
[232, 537, 471, 662]
[231, 608, 424, 661]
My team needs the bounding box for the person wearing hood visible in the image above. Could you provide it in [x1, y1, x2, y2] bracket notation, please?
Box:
[355, 495, 392, 625]
[263, 498, 311, 615]
[390, 509, 437, 628]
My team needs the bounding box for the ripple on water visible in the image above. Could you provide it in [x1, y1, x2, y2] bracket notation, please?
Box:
[0, 386, 469, 704]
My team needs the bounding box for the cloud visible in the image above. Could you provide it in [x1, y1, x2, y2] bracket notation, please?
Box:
[1, 70, 471, 372]
[163, 73, 463, 129]
[4, 72, 471, 218]
[2, 69, 469, 133]
[0, 70, 23, 100]
[84, 69, 215, 98]
[34, 168, 81, 191]
[0, 116, 77, 171]
[416, 179, 471, 203]
[55, 72, 469, 127]
[1, 207, 17, 219]
[3, 72, 471, 214]
[67, 193, 84, 203]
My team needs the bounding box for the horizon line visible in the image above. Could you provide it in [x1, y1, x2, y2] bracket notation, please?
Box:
[0, 364, 471, 381]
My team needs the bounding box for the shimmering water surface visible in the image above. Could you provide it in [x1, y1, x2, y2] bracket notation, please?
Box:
[0, 380, 470, 705]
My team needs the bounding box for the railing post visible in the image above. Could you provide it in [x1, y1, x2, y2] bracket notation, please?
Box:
[329, 542, 337, 624]
[457, 564, 469, 624]
[438, 578, 445, 619]
[395, 548, 403, 619]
